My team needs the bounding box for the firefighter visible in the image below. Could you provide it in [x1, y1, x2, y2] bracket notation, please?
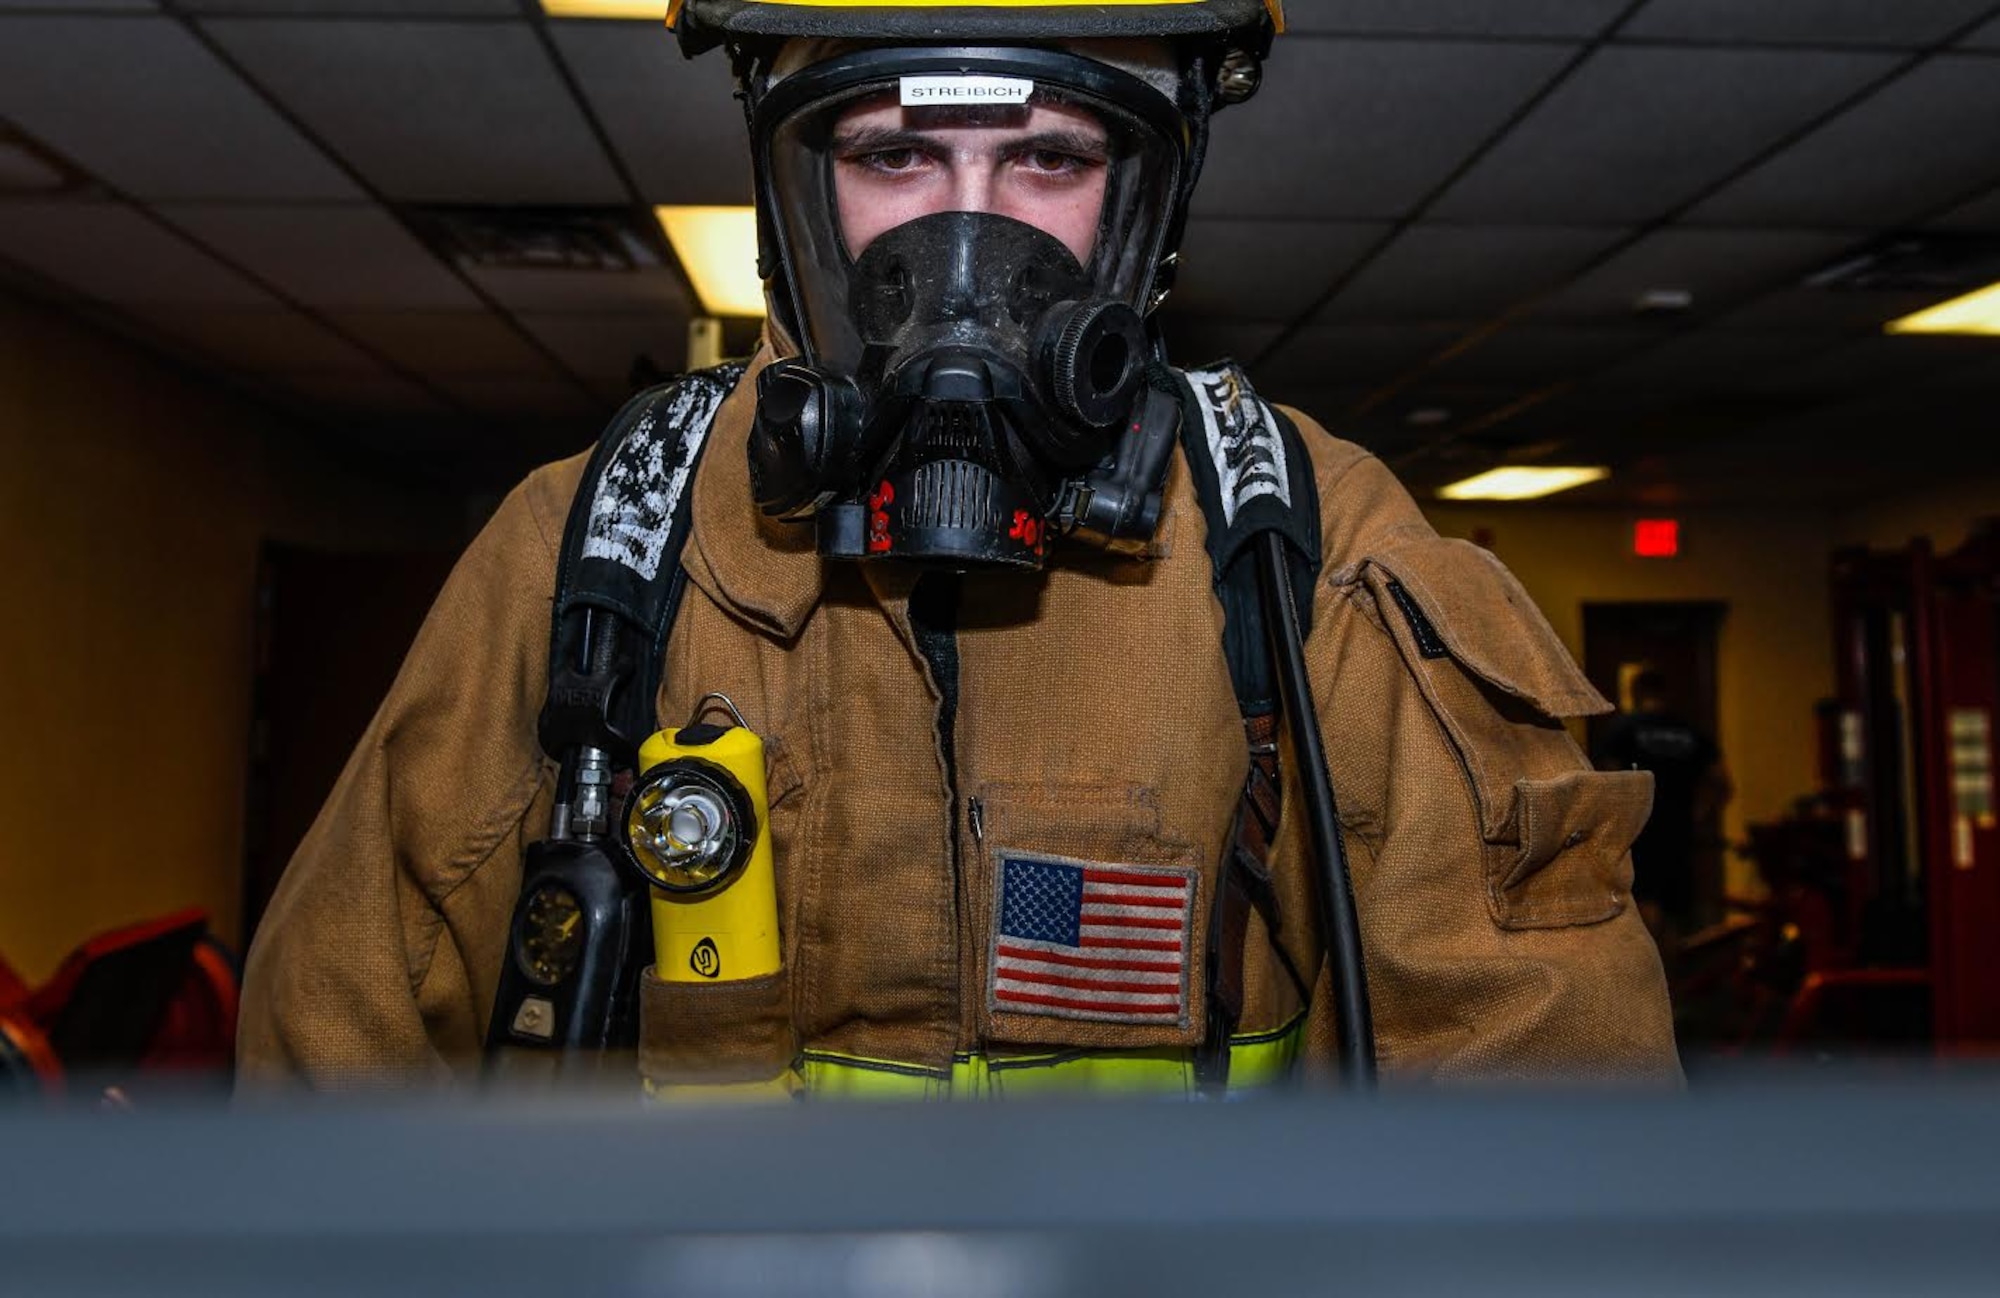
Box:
[238, 0, 1679, 1093]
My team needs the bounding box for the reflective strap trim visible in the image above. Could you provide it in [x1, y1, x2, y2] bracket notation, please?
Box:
[797, 1014, 1304, 1100]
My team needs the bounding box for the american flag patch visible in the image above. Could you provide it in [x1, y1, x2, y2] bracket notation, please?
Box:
[988, 853, 1197, 1028]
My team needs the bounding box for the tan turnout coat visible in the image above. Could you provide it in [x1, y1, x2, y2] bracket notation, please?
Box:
[238, 353, 1679, 1088]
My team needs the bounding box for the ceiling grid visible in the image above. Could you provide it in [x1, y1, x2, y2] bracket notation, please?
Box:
[0, 0, 1993, 499]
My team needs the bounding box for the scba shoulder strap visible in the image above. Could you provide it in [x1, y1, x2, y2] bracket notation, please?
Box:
[541, 363, 747, 771]
[1173, 361, 1325, 1090]
[485, 364, 745, 1066]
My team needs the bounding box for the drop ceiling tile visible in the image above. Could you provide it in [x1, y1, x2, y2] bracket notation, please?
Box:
[1425, 323, 1658, 385]
[202, 19, 625, 204]
[188, 0, 513, 12]
[550, 22, 753, 206]
[584, 373, 651, 407]
[1925, 184, 2000, 231]
[0, 17, 358, 200]
[433, 373, 600, 419]
[1963, 17, 2000, 48]
[0, 0, 155, 9]
[325, 309, 559, 378]
[158, 203, 477, 308]
[1928, 354, 2000, 391]
[0, 200, 275, 305]
[1749, 332, 1996, 399]
[1533, 227, 1862, 321]
[1429, 46, 1899, 223]
[1372, 385, 1545, 426]
[1171, 219, 1390, 321]
[1622, 0, 1995, 47]
[461, 264, 693, 314]
[1718, 285, 1955, 331]
[1319, 225, 1626, 322]
[0, 131, 81, 194]
[1253, 323, 1470, 390]
[1156, 319, 1286, 369]
[1253, 387, 1372, 427]
[279, 367, 453, 414]
[1194, 40, 1576, 220]
[1690, 57, 2000, 229]
[133, 307, 382, 371]
[1583, 327, 1840, 394]
[518, 311, 692, 381]
[1284, 0, 1629, 38]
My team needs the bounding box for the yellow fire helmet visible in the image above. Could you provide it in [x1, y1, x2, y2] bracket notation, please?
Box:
[668, 1, 1282, 47]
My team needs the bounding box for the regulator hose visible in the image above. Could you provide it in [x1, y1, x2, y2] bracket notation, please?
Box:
[1256, 532, 1377, 1088]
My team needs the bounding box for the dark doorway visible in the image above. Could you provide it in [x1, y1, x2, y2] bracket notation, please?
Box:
[1582, 601, 1728, 926]
[241, 545, 459, 946]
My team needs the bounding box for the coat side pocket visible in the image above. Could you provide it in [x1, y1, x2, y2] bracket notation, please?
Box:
[638, 964, 797, 1086]
[1491, 770, 1652, 930]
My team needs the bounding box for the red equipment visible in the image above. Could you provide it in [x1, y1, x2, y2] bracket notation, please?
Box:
[1830, 522, 2000, 1052]
[1672, 522, 1998, 1061]
[0, 908, 238, 1102]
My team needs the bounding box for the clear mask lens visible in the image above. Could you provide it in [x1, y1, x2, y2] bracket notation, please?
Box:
[765, 66, 1179, 373]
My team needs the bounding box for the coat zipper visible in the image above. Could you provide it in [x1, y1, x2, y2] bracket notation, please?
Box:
[907, 574, 971, 1059]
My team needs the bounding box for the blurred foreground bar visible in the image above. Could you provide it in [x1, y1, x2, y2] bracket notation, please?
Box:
[3, 1084, 1998, 1296]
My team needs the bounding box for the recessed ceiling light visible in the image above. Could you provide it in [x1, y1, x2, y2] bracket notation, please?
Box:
[1633, 288, 1694, 315]
[1884, 280, 2000, 337]
[541, 0, 664, 18]
[654, 206, 765, 318]
[1437, 466, 1609, 502]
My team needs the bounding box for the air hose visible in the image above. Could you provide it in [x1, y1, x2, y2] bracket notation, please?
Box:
[1256, 532, 1377, 1088]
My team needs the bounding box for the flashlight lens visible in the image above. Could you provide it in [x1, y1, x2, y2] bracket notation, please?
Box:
[622, 759, 755, 894]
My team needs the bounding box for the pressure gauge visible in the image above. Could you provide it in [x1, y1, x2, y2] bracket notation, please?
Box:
[515, 882, 585, 987]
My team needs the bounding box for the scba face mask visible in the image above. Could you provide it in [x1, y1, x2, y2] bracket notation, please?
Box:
[747, 46, 1190, 568]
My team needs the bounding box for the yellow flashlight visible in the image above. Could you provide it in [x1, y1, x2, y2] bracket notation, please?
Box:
[621, 694, 781, 985]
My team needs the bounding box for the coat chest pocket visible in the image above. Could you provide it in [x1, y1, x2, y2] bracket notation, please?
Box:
[972, 781, 1213, 1052]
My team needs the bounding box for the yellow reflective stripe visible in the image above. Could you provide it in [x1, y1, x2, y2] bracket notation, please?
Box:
[798, 1015, 1303, 1099]
[799, 1051, 949, 1099]
[985, 1048, 1193, 1097]
[1216, 1017, 1304, 1089]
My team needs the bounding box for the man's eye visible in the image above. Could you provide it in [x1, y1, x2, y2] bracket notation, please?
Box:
[856, 148, 926, 173]
[1015, 149, 1098, 178]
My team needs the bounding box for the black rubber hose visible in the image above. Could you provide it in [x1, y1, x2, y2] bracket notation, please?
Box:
[1256, 532, 1378, 1088]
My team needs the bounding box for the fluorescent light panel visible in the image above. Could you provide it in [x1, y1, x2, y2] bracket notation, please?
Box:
[1438, 466, 1610, 502]
[1885, 280, 2000, 337]
[654, 206, 765, 318]
[541, 0, 664, 18]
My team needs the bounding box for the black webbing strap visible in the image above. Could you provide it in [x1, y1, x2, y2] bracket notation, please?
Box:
[1174, 361, 1322, 1092]
[540, 363, 747, 768]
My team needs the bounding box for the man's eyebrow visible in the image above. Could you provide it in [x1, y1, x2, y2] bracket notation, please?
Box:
[830, 125, 935, 154]
[830, 125, 1112, 160]
[1009, 129, 1112, 161]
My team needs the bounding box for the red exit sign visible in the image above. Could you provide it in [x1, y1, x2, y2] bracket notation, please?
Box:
[1634, 519, 1680, 558]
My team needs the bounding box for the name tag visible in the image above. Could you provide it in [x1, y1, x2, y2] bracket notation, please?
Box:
[900, 75, 1034, 107]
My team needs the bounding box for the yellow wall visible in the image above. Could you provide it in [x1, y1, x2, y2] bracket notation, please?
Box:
[0, 293, 454, 982]
[1421, 503, 1837, 897]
